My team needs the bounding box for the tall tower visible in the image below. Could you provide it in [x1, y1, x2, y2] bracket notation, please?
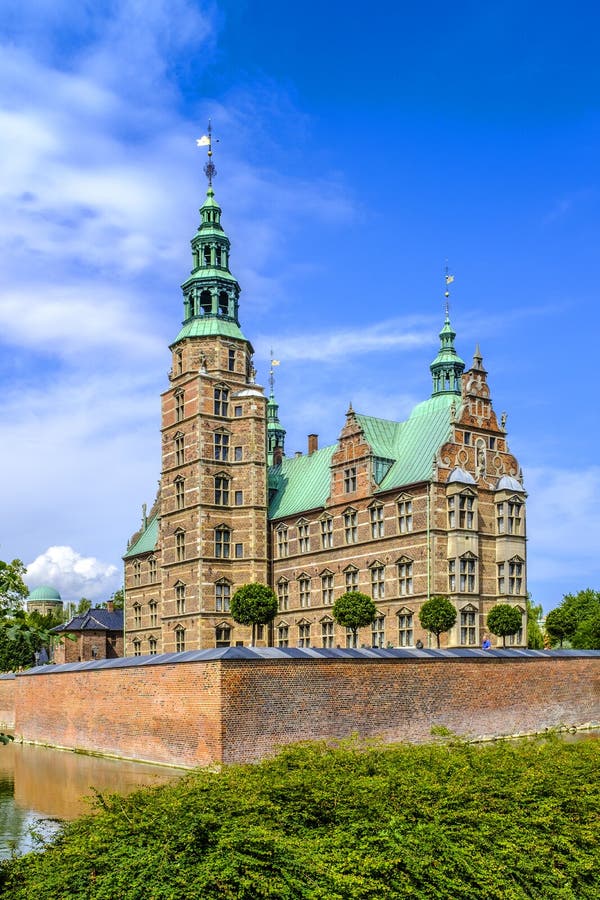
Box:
[158, 127, 269, 651]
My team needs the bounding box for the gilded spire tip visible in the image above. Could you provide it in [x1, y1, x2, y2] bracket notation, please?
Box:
[197, 119, 218, 187]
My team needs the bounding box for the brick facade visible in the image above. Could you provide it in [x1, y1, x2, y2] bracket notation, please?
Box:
[5, 651, 600, 768]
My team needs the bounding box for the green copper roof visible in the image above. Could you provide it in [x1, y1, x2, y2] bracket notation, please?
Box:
[123, 514, 159, 558]
[172, 317, 248, 345]
[269, 444, 337, 518]
[268, 393, 456, 520]
[29, 585, 62, 601]
[182, 267, 238, 286]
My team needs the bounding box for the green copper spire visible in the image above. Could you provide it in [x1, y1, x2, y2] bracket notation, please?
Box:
[430, 281, 465, 396]
[267, 356, 286, 464]
[172, 124, 246, 345]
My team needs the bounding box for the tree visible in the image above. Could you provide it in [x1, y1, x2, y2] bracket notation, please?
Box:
[572, 612, 600, 650]
[332, 592, 377, 647]
[545, 607, 578, 648]
[75, 598, 91, 615]
[486, 604, 523, 648]
[230, 583, 278, 645]
[109, 588, 124, 610]
[561, 589, 600, 627]
[419, 595, 456, 648]
[526, 596, 544, 649]
[0, 559, 29, 614]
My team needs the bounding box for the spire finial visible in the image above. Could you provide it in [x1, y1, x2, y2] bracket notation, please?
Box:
[444, 262, 454, 318]
[269, 350, 280, 394]
[197, 119, 218, 187]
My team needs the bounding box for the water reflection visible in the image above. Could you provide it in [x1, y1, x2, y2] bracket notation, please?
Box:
[0, 742, 184, 859]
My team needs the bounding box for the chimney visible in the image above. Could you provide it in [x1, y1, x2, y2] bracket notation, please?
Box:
[106, 600, 114, 613]
[295, 451, 302, 458]
[308, 434, 318, 455]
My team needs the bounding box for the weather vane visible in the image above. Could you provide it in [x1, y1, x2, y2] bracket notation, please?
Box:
[196, 120, 218, 186]
[444, 261, 454, 317]
[269, 350, 280, 394]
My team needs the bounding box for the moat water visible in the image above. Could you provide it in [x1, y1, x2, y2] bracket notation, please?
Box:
[0, 743, 184, 859]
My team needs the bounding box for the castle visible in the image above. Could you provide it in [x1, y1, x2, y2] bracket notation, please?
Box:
[123, 144, 527, 654]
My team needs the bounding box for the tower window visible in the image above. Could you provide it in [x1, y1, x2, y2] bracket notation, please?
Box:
[175, 530, 185, 562]
[215, 526, 231, 558]
[176, 583, 185, 615]
[200, 289, 212, 314]
[218, 291, 229, 315]
[228, 348, 235, 371]
[175, 433, 184, 466]
[214, 475, 230, 506]
[175, 477, 185, 510]
[203, 246, 211, 266]
[175, 390, 184, 423]
[175, 627, 186, 653]
[344, 466, 357, 493]
[215, 246, 222, 267]
[214, 387, 229, 417]
[215, 581, 231, 613]
[214, 431, 229, 461]
[175, 351, 183, 376]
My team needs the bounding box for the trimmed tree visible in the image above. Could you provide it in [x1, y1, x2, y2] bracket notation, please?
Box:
[545, 607, 578, 648]
[419, 595, 456, 648]
[230, 583, 278, 646]
[332, 592, 377, 647]
[486, 604, 523, 648]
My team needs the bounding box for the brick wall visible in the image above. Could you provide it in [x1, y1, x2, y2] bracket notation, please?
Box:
[8, 650, 600, 768]
[0, 675, 15, 730]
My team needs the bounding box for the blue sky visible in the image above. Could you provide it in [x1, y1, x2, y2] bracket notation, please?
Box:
[0, 0, 598, 609]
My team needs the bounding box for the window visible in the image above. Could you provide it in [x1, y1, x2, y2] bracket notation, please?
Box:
[234, 405, 242, 417]
[235, 490, 243, 506]
[507, 500, 522, 535]
[215, 246, 222, 267]
[320, 516, 333, 549]
[489, 437, 496, 450]
[298, 520, 310, 553]
[277, 526, 288, 558]
[228, 348, 235, 371]
[235, 543, 243, 558]
[218, 291, 228, 315]
[460, 606, 477, 645]
[215, 581, 231, 612]
[398, 558, 413, 595]
[175, 390, 184, 422]
[214, 431, 229, 461]
[175, 529, 185, 562]
[398, 498, 413, 533]
[175, 350, 183, 376]
[215, 625, 231, 647]
[321, 619, 334, 648]
[200, 289, 211, 313]
[175, 627, 186, 653]
[448, 559, 456, 592]
[149, 600, 158, 627]
[507, 609, 525, 645]
[509, 558, 523, 594]
[175, 477, 185, 510]
[459, 556, 476, 592]
[344, 466, 357, 493]
[448, 492, 475, 529]
[277, 623, 289, 647]
[497, 502, 504, 534]
[345, 566, 358, 591]
[497, 562, 505, 594]
[175, 433, 184, 466]
[277, 580, 289, 611]
[133, 561, 141, 586]
[133, 639, 141, 657]
[175, 583, 186, 615]
[299, 576, 311, 608]
[398, 611, 414, 647]
[214, 474, 230, 505]
[464, 432, 471, 445]
[345, 627, 357, 649]
[343, 509, 358, 544]
[372, 616, 385, 648]
[321, 572, 334, 605]
[298, 622, 311, 647]
[234, 446, 243, 461]
[149, 558, 157, 582]
[370, 504, 384, 539]
[215, 526, 231, 558]
[133, 603, 141, 628]
[214, 386, 229, 417]
[149, 637, 157, 655]
[370, 565, 385, 600]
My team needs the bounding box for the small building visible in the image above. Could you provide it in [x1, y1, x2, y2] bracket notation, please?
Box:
[27, 585, 63, 619]
[51, 603, 123, 663]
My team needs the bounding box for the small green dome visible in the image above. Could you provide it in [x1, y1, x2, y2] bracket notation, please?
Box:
[29, 585, 62, 601]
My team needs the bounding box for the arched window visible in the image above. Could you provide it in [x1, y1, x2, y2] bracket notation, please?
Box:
[200, 289, 212, 314]
[215, 525, 231, 558]
[214, 474, 230, 505]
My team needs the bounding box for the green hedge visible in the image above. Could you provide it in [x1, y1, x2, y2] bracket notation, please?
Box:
[1, 735, 599, 899]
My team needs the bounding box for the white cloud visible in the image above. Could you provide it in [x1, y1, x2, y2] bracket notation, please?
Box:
[25, 546, 120, 605]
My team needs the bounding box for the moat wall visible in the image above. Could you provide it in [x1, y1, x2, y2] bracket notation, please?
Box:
[1, 648, 599, 768]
